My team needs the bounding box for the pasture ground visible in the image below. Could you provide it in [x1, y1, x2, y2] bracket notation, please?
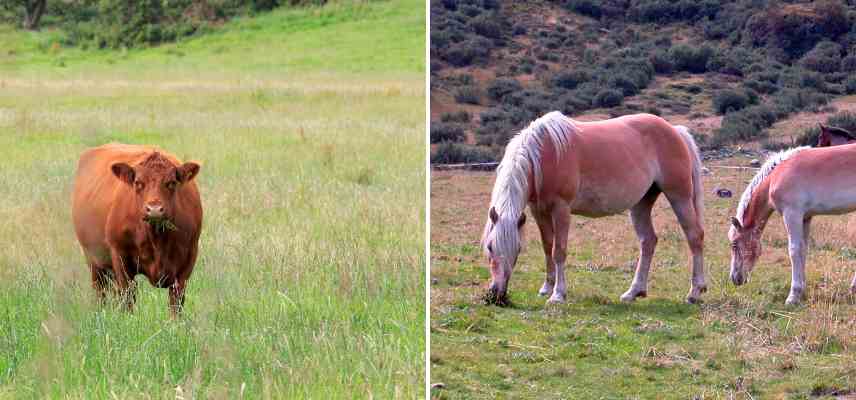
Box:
[0, 1, 425, 398]
[430, 158, 855, 399]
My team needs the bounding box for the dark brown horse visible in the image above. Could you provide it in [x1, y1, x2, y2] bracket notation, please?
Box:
[816, 124, 856, 147]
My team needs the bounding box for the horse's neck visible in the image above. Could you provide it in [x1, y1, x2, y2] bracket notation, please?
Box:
[744, 179, 775, 233]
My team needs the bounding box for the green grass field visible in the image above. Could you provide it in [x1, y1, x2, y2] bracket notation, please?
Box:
[430, 164, 855, 399]
[0, 1, 425, 398]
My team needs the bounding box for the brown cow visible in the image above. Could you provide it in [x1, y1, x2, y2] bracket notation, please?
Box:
[72, 143, 203, 316]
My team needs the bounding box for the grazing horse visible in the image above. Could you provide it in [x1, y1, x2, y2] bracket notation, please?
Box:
[729, 145, 856, 304]
[816, 124, 856, 147]
[481, 111, 706, 306]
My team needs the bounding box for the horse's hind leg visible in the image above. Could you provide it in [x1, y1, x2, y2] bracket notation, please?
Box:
[663, 192, 706, 303]
[850, 270, 856, 295]
[621, 187, 660, 302]
[533, 206, 556, 297]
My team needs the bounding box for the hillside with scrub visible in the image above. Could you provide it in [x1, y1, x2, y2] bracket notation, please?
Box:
[429, 0, 856, 163]
[0, 1, 425, 398]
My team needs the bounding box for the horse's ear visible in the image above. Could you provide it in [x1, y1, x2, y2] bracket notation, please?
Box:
[489, 206, 499, 224]
[819, 123, 827, 132]
[731, 217, 743, 230]
[517, 213, 526, 229]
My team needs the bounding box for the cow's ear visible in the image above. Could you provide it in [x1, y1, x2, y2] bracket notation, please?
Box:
[177, 162, 200, 183]
[111, 163, 135, 185]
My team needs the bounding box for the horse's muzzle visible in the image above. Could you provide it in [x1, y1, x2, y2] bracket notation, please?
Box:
[483, 286, 510, 307]
[731, 271, 746, 286]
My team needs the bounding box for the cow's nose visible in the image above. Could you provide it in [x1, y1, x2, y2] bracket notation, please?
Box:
[145, 204, 164, 217]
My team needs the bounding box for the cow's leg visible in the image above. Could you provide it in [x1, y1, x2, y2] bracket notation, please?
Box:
[90, 262, 110, 304]
[548, 202, 571, 304]
[783, 210, 807, 305]
[109, 248, 134, 311]
[621, 187, 660, 302]
[533, 206, 556, 297]
[169, 279, 187, 318]
[664, 193, 706, 304]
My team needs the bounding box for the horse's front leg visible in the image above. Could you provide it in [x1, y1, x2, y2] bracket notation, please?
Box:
[548, 203, 571, 304]
[533, 207, 555, 297]
[851, 270, 856, 295]
[782, 210, 807, 305]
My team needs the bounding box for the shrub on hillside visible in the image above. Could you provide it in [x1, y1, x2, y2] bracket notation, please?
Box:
[486, 78, 522, 102]
[593, 89, 624, 108]
[471, 12, 503, 39]
[442, 39, 491, 67]
[431, 142, 496, 164]
[607, 74, 640, 96]
[669, 44, 714, 73]
[649, 50, 674, 74]
[846, 77, 856, 94]
[798, 40, 843, 73]
[551, 69, 592, 90]
[712, 89, 749, 114]
[430, 123, 466, 144]
[441, 111, 471, 123]
[841, 55, 856, 73]
[454, 86, 481, 105]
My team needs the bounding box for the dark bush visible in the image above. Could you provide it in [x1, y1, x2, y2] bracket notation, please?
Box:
[454, 85, 481, 105]
[713, 89, 749, 114]
[608, 74, 640, 96]
[798, 40, 843, 73]
[551, 69, 592, 90]
[443, 39, 491, 67]
[471, 12, 503, 39]
[846, 77, 856, 95]
[670, 44, 714, 73]
[441, 111, 471, 123]
[430, 122, 466, 144]
[431, 142, 496, 164]
[593, 89, 624, 108]
[841, 55, 856, 73]
[649, 50, 674, 74]
[486, 78, 523, 102]
[565, 0, 603, 18]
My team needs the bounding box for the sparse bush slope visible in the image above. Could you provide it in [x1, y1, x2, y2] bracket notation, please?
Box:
[430, 0, 856, 162]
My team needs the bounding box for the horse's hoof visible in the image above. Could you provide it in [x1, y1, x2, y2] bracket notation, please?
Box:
[785, 296, 802, 306]
[686, 295, 702, 304]
[546, 294, 566, 304]
[538, 284, 553, 297]
[620, 290, 646, 303]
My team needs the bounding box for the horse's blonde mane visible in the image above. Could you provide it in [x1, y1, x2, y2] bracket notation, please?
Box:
[483, 111, 578, 254]
[735, 146, 809, 224]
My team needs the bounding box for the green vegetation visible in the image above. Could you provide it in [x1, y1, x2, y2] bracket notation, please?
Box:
[431, 167, 856, 399]
[0, 0, 425, 398]
[430, 0, 856, 162]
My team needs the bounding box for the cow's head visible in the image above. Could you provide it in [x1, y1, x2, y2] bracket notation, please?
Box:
[111, 152, 200, 222]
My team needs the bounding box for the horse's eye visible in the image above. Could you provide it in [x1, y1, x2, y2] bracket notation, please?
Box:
[166, 181, 177, 190]
[134, 181, 144, 190]
[487, 243, 493, 253]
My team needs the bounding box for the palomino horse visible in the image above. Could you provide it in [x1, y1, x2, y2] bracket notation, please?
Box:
[816, 124, 855, 147]
[729, 144, 856, 304]
[481, 111, 706, 306]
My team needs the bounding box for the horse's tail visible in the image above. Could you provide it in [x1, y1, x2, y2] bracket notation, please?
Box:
[674, 125, 704, 227]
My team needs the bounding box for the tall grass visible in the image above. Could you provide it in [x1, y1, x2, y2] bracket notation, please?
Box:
[0, 0, 425, 398]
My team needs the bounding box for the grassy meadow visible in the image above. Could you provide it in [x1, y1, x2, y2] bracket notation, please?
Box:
[430, 162, 856, 399]
[0, 1, 425, 398]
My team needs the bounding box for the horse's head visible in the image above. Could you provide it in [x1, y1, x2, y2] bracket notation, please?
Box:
[817, 123, 856, 147]
[728, 217, 761, 285]
[481, 206, 526, 306]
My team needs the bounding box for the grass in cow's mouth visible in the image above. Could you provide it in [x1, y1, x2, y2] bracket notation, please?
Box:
[144, 216, 178, 233]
